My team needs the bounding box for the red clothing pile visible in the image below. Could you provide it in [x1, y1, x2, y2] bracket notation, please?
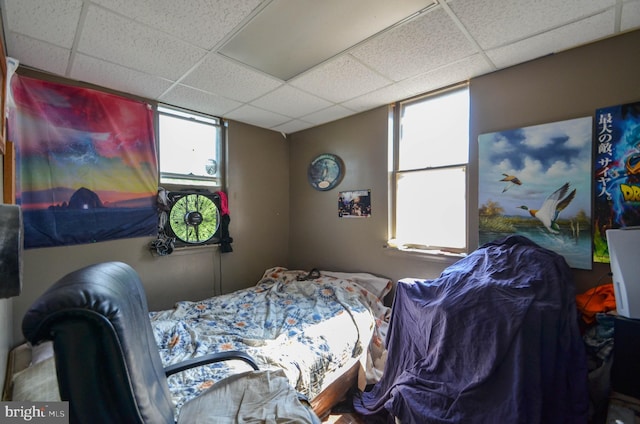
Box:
[575, 283, 617, 324]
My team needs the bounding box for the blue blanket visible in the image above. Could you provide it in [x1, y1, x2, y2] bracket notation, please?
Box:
[354, 236, 589, 423]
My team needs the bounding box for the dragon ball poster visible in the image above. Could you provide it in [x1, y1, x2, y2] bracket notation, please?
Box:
[594, 101, 640, 263]
[478, 117, 593, 270]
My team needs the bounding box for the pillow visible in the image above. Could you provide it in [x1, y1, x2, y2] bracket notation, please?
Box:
[321, 271, 393, 300]
[260, 267, 393, 301]
[11, 356, 60, 401]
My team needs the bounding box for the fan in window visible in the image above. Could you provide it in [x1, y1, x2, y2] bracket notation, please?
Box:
[167, 192, 221, 245]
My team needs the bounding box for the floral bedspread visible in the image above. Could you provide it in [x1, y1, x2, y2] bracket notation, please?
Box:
[150, 267, 391, 413]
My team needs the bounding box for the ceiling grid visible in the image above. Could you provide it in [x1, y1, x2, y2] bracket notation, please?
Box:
[1, 0, 638, 134]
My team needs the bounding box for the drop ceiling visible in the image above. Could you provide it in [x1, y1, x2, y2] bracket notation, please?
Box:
[1, 0, 639, 134]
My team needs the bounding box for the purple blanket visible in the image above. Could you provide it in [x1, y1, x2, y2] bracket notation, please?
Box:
[354, 236, 589, 423]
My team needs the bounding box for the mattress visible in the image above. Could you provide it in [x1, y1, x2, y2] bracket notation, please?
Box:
[150, 267, 392, 414]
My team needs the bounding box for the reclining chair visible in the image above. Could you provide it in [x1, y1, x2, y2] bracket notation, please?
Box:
[23, 261, 317, 424]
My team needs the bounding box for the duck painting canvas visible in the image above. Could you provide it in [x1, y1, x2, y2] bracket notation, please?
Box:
[478, 116, 593, 270]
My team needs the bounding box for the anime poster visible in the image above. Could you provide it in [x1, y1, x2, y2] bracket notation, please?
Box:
[339, 190, 371, 218]
[8, 75, 158, 248]
[594, 101, 640, 262]
[478, 117, 593, 269]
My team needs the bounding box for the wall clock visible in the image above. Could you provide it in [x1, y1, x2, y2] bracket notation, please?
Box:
[167, 192, 220, 245]
[308, 153, 344, 191]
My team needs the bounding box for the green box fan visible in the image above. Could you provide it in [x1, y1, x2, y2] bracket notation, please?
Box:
[166, 191, 221, 245]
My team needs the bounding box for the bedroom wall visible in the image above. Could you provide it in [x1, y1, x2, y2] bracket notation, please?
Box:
[288, 29, 640, 292]
[288, 107, 390, 274]
[9, 118, 290, 344]
[288, 106, 460, 284]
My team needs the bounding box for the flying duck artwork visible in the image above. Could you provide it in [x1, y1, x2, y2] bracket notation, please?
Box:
[500, 174, 522, 193]
[517, 183, 576, 234]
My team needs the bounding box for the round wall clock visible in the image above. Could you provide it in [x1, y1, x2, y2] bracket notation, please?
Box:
[168, 192, 220, 244]
[308, 153, 344, 191]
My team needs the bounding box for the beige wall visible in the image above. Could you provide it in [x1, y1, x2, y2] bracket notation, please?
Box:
[221, 121, 290, 290]
[289, 29, 640, 291]
[9, 119, 290, 343]
[289, 107, 461, 284]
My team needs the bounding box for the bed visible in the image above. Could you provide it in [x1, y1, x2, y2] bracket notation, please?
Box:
[354, 235, 590, 423]
[149, 266, 392, 418]
[13, 265, 391, 422]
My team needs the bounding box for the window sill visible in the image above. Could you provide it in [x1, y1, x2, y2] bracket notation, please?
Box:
[172, 243, 220, 255]
[382, 244, 465, 264]
[150, 242, 220, 257]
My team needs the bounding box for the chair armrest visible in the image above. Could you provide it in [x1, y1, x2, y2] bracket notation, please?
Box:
[164, 350, 259, 377]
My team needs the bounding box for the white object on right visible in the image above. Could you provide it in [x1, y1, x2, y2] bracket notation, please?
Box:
[606, 227, 640, 319]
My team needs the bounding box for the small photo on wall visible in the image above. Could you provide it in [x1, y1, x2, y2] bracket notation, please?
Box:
[339, 190, 371, 218]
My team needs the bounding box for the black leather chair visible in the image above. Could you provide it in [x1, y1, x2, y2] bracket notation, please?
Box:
[22, 261, 259, 424]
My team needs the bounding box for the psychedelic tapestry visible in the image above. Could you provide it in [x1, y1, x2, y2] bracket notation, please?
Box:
[593, 101, 640, 262]
[478, 117, 593, 270]
[8, 75, 158, 248]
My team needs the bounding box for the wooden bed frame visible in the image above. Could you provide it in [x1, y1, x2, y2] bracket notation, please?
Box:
[311, 361, 361, 419]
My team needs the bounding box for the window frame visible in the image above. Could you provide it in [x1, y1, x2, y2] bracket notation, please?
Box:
[157, 104, 226, 192]
[388, 83, 470, 257]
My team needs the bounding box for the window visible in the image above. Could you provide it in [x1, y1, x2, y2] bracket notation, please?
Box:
[158, 105, 224, 189]
[390, 84, 469, 255]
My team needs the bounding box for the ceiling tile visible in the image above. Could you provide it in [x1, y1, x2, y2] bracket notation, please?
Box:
[6, 33, 70, 76]
[341, 84, 416, 112]
[251, 85, 332, 118]
[91, 0, 262, 50]
[218, 0, 436, 80]
[341, 53, 492, 111]
[3, 0, 82, 48]
[181, 54, 282, 103]
[301, 105, 357, 125]
[272, 119, 316, 134]
[350, 6, 477, 81]
[77, 5, 207, 80]
[70, 54, 174, 100]
[225, 104, 291, 129]
[395, 54, 493, 97]
[450, 0, 616, 49]
[622, 0, 640, 31]
[160, 84, 243, 117]
[486, 10, 615, 69]
[290, 54, 392, 103]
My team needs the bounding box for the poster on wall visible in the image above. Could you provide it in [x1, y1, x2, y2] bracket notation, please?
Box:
[339, 190, 371, 218]
[8, 75, 158, 249]
[478, 116, 593, 270]
[593, 101, 640, 263]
